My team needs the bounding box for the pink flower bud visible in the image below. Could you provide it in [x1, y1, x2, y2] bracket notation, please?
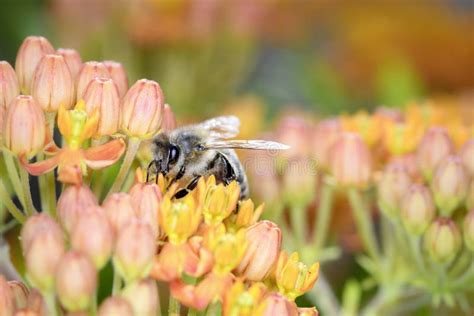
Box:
[102, 193, 137, 234]
[377, 163, 412, 220]
[121, 278, 159, 316]
[0, 61, 20, 108]
[129, 182, 162, 238]
[13, 308, 38, 316]
[15, 36, 55, 93]
[161, 103, 177, 132]
[103, 61, 128, 97]
[460, 138, 474, 177]
[76, 61, 110, 100]
[236, 220, 282, 281]
[261, 293, 298, 316]
[0, 106, 4, 140]
[83, 77, 120, 137]
[56, 251, 97, 312]
[25, 226, 65, 292]
[424, 217, 461, 263]
[57, 48, 83, 79]
[0, 275, 14, 316]
[312, 118, 342, 170]
[431, 156, 469, 216]
[281, 157, 317, 207]
[275, 116, 311, 158]
[329, 133, 372, 187]
[57, 184, 98, 233]
[98, 296, 133, 316]
[3, 95, 46, 157]
[71, 206, 114, 269]
[401, 184, 435, 235]
[20, 213, 62, 253]
[113, 220, 155, 283]
[31, 54, 75, 112]
[120, 79, 164, 138]
[8, 280, 29, 310]
[416, 127, 454, 181]
[464, 209, 474, 251]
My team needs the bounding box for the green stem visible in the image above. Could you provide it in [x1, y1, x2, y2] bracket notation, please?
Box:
[205, 302, 220, 316]
[45, 112, 56, 139]
[0, 180, 26, 223]
[44, 292, 58, 316]
[313, 180, 334, 252]
[45, 171, 57, 217]
[188, 308, 198, 316]
[289, 203, 307, 245]
[90, 288, 98, 316]
[37, 153, 49, 214]
[0, 219, 19, 235]
[2, 150, 25, 206]
[112, 270, 122, 295]
[106, 138, 141, 197]
[19, 166, 36, 215]
[347, 188, 380, 262]
[409, 236, 426, 277]
[168, 295, 181, 316]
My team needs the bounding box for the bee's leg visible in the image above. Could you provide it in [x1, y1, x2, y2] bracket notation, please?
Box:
[154, 160, 162, 184]
[146, 160, 156, 183]
[173, 175, 201, 199]
[167, 166, 185, 189]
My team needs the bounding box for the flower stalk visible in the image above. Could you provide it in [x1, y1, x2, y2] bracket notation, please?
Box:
[107, 138, 141, 196]
[0, 179, 26, 223]
[313, 179, 334, 252]
[19, 165, 36, 215]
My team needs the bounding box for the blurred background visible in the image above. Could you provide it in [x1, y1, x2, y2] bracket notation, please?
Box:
[1, 0, 473, 119]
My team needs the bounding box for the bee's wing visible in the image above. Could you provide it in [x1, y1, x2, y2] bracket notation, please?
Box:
[198, 116, 240, 139]
[203, 140, 290, 151]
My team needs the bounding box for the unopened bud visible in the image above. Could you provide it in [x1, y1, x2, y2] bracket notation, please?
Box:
[431, 156, 469, 216]
[377, 163, 411, 220]
[13, 308, 38, 316]
[98, 296, 134, 316]
[71, 206, 113, 269]
[20, 213, 62, 253]
[312, 118, 342, 170]
[236, 220, 282, 281]
[460, 138, 474, 177]
[55, 251, 97, 312]
[121, 278, 159, 316]
[57, 184, 98, 233]
[329, 133, 372, 187]
[57, 48, 83, 79]
[24, 225, 65, 292]
[76, 61, 110, 100]
[282, 157, 317, 207]
[26, 289, 47, 316]
[31, 54, 75, 112]
[120, 79, 164, 139]
[0, 61, 20, 108]
[113, 220, 155, 283]
[417, 127, 454, 181]
[261, 293, 298, 316]
[103, 61, 128, 97]
[400, 184, 435, 235]
[129, 182, 162, 238]
[3, 95, 46, 158]
[102, 193, 137, 234]
[83, 77, 120, 137]
[424, 218, 461, 263]
[463, 210, 474, 251]
[15, 36, 55, 93]
[0, 275, 14, 316]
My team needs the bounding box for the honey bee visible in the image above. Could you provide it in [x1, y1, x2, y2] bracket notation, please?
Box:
[148, 116, 289, 199]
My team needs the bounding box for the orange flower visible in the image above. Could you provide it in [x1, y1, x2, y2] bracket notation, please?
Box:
[20, 101, 125, 184]
[341, 111, 382, 147]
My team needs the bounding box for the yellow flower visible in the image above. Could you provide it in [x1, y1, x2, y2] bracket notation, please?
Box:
[275, 251, 319, 301]
[341, 111, 382, 147]
[383, 120, 424, 156]
[222, 281, 267, 316]
[58, 100, 98, 149]
[158, 193, 202, 245]
[225, 199, 264, 232]
[205, 225, 247, 275]
[202, 176, 240, 226]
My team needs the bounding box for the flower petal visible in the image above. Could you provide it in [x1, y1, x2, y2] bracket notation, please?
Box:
[83, 138, 125, 169]
[20, 154, 60, 176]
[57, 164, 83, 185]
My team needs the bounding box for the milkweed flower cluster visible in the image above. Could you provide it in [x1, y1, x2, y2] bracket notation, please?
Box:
[242, 101, 473, 314]
[0, 36, 319, 316]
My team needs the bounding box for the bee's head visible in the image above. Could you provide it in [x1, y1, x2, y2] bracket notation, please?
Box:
[151, 134, 180, 175]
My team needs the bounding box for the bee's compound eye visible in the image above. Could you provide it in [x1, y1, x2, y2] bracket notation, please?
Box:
[169, 145, 179, 164]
